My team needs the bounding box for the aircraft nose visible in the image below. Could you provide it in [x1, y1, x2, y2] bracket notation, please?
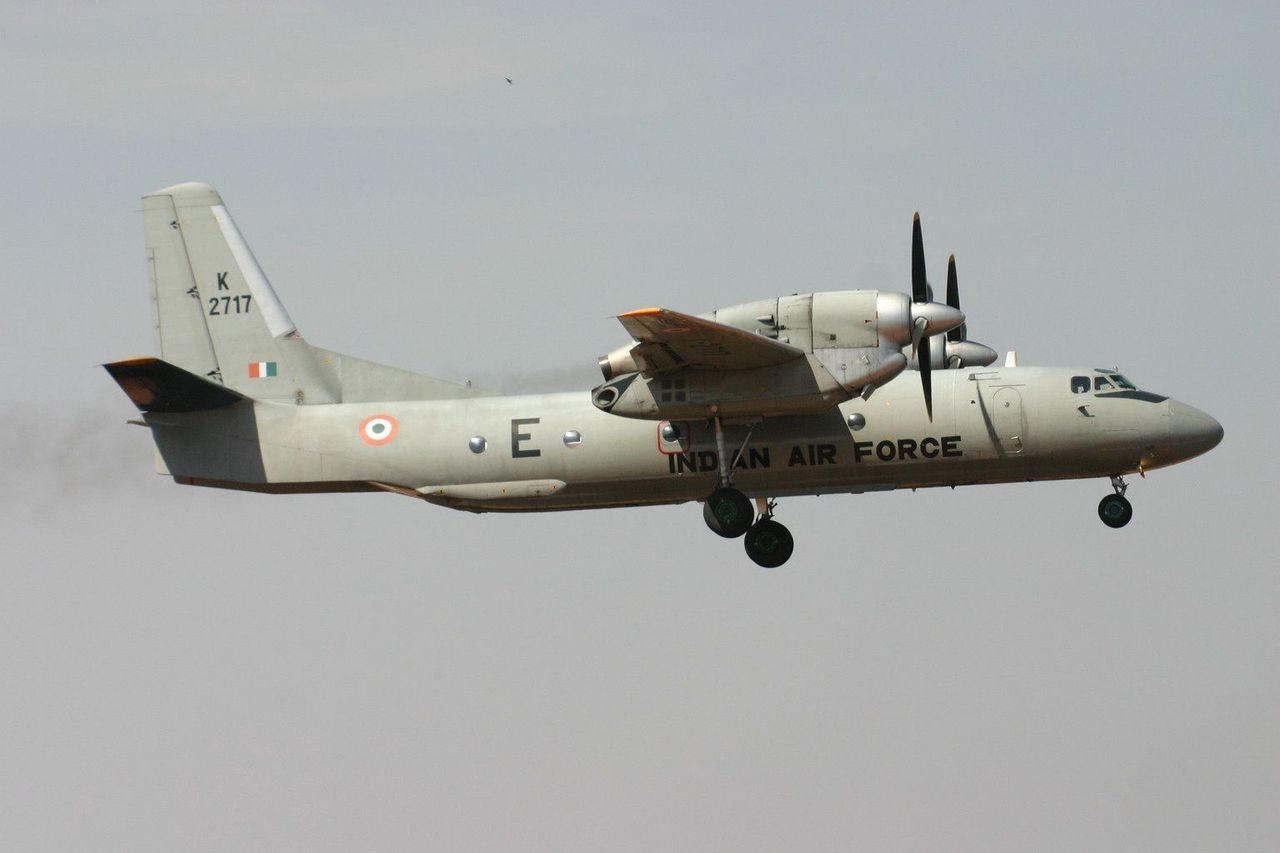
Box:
[1166, 400, 1224, 461]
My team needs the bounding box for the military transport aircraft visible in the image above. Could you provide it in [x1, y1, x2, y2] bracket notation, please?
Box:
[105, 182, 1223, 567]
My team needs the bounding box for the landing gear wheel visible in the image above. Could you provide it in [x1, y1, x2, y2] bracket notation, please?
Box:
[1098, 493, 1133, 528]
[744, 518, 794, 568]
[703, 487, 753, 538]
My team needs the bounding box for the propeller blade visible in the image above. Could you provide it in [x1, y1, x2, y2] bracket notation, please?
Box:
[946, 254, 966, 342]
[911, 213, 928, 303]
[912, 214, 935, 419]
[918, 331, 933, 421]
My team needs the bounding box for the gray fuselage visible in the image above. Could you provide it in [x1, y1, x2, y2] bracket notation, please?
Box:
[149, 366, 1222, 513]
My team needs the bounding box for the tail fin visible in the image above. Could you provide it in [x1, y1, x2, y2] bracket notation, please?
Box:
[142, 182, 495, 405]
[144, 182, 339, 403]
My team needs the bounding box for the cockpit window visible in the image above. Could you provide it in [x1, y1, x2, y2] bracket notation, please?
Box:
[1094, 376, 1115, 391]
[1070, 376, 1090, 394]
[1109, 374, 1136, 390]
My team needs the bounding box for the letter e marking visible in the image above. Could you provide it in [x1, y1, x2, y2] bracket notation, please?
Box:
[511, 418, 541, 458]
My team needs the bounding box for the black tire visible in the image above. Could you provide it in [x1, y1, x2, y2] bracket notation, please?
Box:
[703, 487, 753, 538]
[1098, 494, 1133, 528]
[744, 518, 794, 568]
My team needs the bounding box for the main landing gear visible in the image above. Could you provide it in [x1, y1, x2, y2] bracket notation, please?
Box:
[703, 489, 795, 568]
[704, 487, 753, 538]
[700, 413, 795, 567]
[1098, 474, 1134, 529]
[744, 498, 794, 568]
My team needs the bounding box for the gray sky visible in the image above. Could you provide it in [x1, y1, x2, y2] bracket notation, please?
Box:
[2, 2, 1278, 850]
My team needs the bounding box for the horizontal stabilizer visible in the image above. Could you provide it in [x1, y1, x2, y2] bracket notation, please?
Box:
[103, 357, 248, 412]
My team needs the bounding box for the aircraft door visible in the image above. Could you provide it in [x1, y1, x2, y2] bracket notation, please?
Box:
[992, 387, 1025, 454]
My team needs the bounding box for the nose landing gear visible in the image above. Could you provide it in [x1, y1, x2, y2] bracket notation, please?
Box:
[1098, 474, 1134, 528]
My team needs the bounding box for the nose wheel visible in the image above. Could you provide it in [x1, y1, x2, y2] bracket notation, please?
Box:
[1098, 474, 1134, 528]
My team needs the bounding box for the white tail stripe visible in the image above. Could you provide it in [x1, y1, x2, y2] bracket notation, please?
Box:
[210, 204, 297, 339]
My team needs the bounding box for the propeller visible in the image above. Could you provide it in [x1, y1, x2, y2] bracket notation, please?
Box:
[896, 217, 995, 383]
[911, 213, 934, 421]
[939, 252, 997, 369]
[946, 254, 965, 343]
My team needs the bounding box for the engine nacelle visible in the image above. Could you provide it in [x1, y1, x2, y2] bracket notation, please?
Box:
[705, 289, 960, 393]
[703, 290, 959, 354]
[598, 345, 639, 381]
[594, 288, 963, 419]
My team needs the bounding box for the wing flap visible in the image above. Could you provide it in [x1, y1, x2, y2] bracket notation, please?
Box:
[616, 308, 804, 374]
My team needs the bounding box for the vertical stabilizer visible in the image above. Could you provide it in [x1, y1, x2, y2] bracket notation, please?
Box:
[143, 182, 337, 403]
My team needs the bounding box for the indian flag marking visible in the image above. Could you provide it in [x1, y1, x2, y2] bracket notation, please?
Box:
[248, 361, 277, 378]
[360, 414, 399, 446]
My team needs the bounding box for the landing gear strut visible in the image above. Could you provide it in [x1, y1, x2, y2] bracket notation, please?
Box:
[744, 498, 794, 568]
[702, 413, 753, 538]
[1098, 474, 1134, 528]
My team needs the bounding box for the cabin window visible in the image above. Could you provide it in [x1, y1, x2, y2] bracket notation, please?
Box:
[563, 430, 582, 448]
[1094, 376, 1115, 391]
[468, 435, 487, 454]
[1070, 376, 1090, 394]
[661, 422, 682, 443]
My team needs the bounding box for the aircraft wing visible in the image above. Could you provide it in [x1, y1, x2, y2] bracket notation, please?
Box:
[616, 307, 805, 374]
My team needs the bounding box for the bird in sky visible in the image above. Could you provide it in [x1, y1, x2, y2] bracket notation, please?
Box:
[505, 77, 513, 84]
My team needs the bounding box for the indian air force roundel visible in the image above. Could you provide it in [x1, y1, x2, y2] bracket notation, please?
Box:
[359, 414, 399, 446]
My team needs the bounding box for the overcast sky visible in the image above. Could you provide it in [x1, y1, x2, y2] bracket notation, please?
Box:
[2, 3, 1278, 850]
